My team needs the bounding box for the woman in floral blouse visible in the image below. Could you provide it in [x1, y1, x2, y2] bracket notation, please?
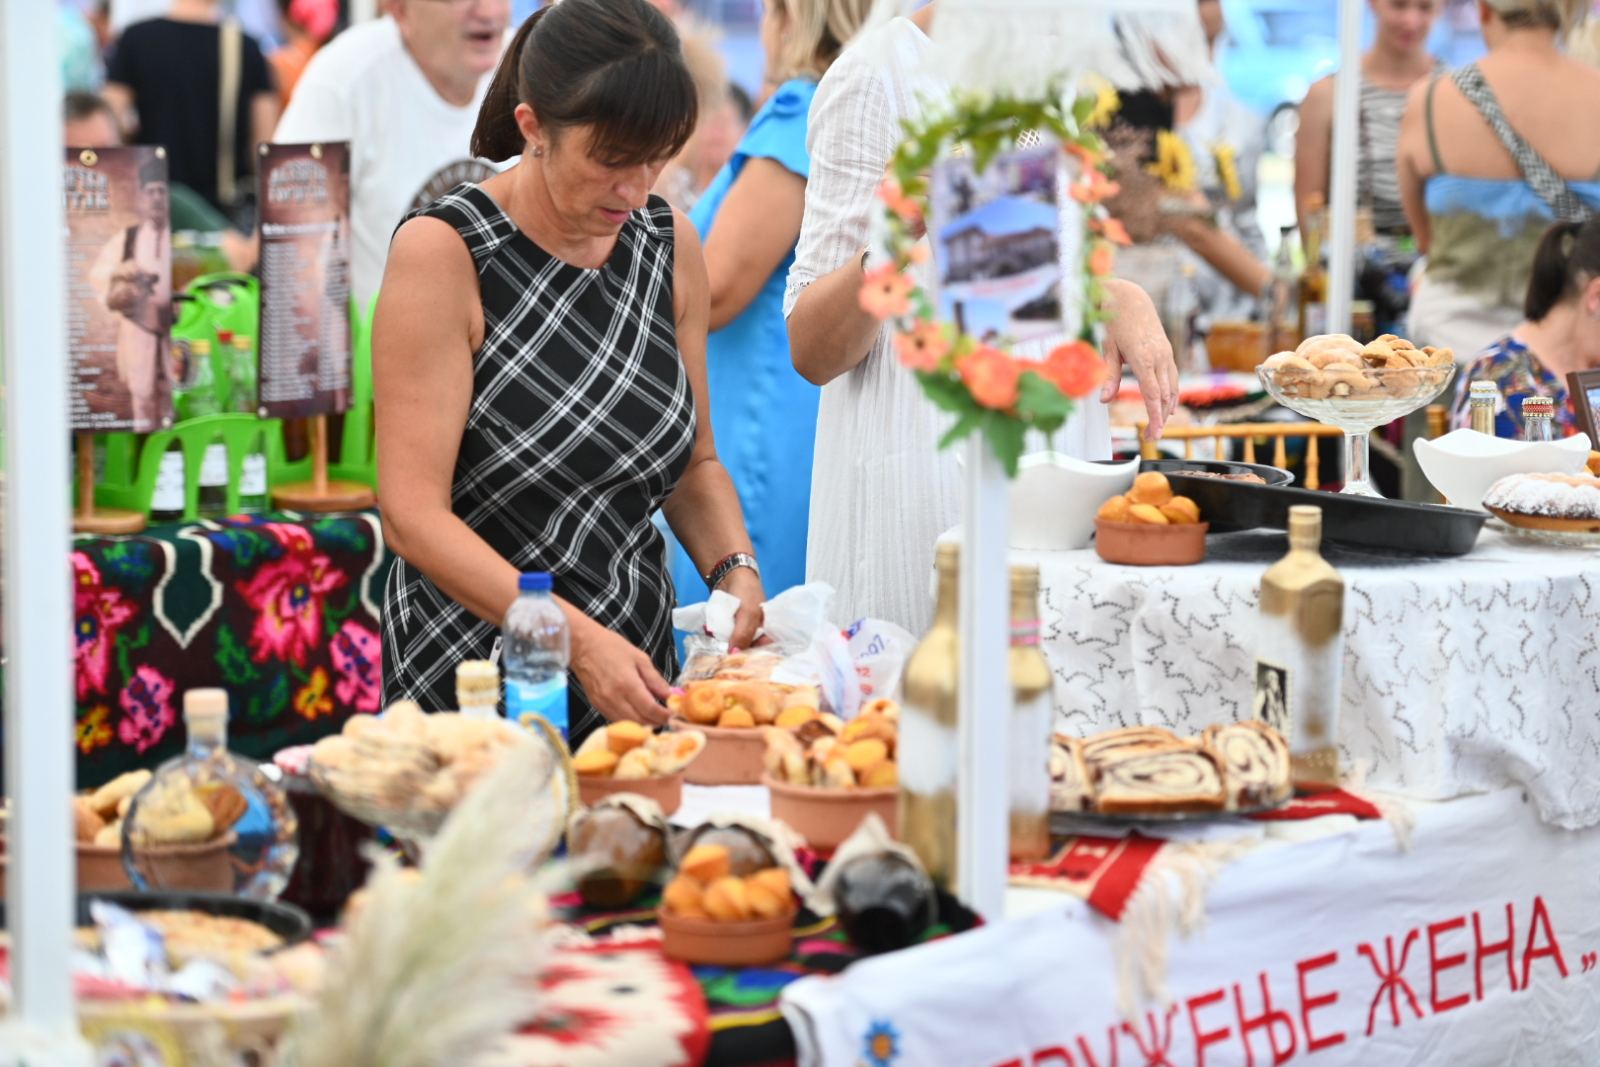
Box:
[1452, 218, 1600, 437]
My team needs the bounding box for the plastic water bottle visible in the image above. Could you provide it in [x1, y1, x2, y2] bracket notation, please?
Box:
[502, 572, 570, 740]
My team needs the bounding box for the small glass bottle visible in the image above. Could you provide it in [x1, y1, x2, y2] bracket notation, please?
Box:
[149, 442, 187, 524]
[122, 688, 300, 900]
[230, 333, 270, 513]
[1253, 506, 1345, 792]
[1008, 565, 1052, 863]
[899, 543, 960, 891]
[456, 659, 500, 719]
[1521, 395, 1557, 442]
[1468, 381, 1499, 437]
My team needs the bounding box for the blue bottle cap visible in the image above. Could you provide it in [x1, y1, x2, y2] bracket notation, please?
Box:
[519, 572, 553, 593]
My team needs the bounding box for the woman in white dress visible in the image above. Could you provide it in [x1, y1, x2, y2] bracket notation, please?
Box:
[785, 3, 1181, 633]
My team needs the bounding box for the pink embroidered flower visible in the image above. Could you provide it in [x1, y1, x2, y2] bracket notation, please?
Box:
[894, 321, 950, 372]
[236, 542, 347, 667]
[330, 621, 382, 713]
[117, 666, 176, 754]
[74, 552, 138, 701]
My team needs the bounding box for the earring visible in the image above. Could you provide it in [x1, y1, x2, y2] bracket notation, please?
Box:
[531, 145, 544, 158]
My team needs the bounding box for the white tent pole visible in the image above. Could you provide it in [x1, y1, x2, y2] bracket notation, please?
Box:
[350, 0, 381, 24]
[0, 1, 89, 1063]
[1326, 0, 1362, 334]
[956, 440, 1010, 920]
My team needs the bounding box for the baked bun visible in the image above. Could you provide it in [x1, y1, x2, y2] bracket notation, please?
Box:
[1202, 721, 1291, 809]
[1483, 472, 1600, 533]
[1093, 746, 1227, 814]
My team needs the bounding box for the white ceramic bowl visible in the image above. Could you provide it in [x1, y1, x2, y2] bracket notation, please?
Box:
[1010, 452, 1140, 551]
[1413, 429, 1593, 512]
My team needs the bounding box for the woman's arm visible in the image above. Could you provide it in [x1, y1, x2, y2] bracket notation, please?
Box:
[1293, 76, 1334, 237]
[786, 52, 899, 386]
[375, 217, 669, 723]
[1165, 213, 1271, 297]
[662, 208, 766, 646]
[703, 157, 806, 331]
[1397, 79, 1434, 255]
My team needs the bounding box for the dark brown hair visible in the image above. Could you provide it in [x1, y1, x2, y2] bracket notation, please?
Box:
[470, 0, 698, 168]
[1524, 218, 1600, 320]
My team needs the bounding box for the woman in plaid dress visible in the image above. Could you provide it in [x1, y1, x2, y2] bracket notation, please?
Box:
[375, 0, 764, 746]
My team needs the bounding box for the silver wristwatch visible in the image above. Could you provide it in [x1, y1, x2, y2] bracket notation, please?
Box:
[704, 551, 760, 590]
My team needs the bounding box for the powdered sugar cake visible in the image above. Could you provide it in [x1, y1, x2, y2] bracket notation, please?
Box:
[1484, 472, 1600, 534]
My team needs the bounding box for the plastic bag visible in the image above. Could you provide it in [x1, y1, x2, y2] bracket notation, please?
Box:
[671, 583, 915, 719]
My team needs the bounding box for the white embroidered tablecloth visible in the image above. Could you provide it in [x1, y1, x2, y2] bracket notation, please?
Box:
[943, 527, 1600, 829]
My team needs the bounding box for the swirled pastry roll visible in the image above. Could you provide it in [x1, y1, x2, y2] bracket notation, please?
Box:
[1048, 735, 1092, 813]
[1080, 726, 1186, 777]
[1202, 721, 1291, 809]
[1093, 747, 1226, 814]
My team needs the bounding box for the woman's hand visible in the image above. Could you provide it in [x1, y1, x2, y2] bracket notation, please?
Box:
[570, 619, 672, 727]
[719, 567, 767, 650]
[1100, 278, 1179, 440]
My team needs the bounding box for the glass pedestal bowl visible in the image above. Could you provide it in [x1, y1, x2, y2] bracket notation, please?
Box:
[1257, 360, 1458, 497]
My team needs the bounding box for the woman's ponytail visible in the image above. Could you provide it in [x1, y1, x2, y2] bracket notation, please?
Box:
[1524, 218, 1600, 321]
[470, 9, 544, 163]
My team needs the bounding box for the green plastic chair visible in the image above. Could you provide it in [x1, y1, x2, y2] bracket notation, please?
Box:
[96, 413, 279, 522]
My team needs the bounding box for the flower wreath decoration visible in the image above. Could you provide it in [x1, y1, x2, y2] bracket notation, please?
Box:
[858, 84, 1132, 476]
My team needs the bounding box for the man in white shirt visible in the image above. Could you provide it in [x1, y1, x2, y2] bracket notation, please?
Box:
[274, 0, 511, 308]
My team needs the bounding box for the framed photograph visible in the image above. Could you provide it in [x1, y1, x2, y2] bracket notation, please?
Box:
[928, 139, 1066, 347]
[1567, 370, 1600, 449]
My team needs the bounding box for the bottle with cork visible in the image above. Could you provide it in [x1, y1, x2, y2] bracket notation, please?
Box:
[1252, 505, 1345, 791]
[121, 688, 300, 900]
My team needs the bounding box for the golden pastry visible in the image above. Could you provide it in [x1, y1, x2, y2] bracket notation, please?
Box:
[844, 738, 888, 776]
[1097, 494, 1132, 522]
[614, 748, 654, 780]
[775, 705, 819, 731]
[1127, 471, 1174, 507]
[1159, 496, 1201, 524]
[717, 706, 756, 729]
[746, 877, 791, 920]
[605, 721, 649, 756]
[573, 750, 620, 778]
[702, 876, 751, 921]
[1127, 503, 1170, 525]
[680, 843, 732, 884]
[88, 769, 151, 820]
[73, 797, 106, 843]
[862, 761, 899, 788]
[663, 875, 706, 917]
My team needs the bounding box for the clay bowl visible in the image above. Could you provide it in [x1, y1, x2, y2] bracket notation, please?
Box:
[765, 776, 898, 853]
[125, 832, 238, 894]
[658, 907, 796, 966]
[669, 717, 765, 786]
[1094, 519, 1209, 566]
[576, 770, 684, 816]
[0, 837, 131, 896]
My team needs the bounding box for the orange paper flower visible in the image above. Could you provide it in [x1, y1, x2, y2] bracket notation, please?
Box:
[877, 177, 924, 229]
[1042, 340, 1107, 399]
[1089, 240, 1116, 277]
[958, 346, 1023, 410]
[859, 263, 915, 319]
[1069, 168, 1121, 206]
[1064, 141, 1105, 169]
[895, 321, 950, 371]
[1093, 216, 1132, 247]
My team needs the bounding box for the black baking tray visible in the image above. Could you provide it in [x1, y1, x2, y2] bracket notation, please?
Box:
[1136, 457, 1294, 486]
[1159, 475, 1487, 556]
[1, 890, 314, 948]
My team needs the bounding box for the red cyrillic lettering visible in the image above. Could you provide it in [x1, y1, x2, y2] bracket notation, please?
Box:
[1297, 952, 1346, 1052]
[1076, 1027, 1121, 1067]
[1473, 902, 1519, 1000]
[1428, 917, 1471, 1014]
[1358, 932, 1424, 1036]
[1521, 895, 1571, 988]
[1233, 972, 1297, 1067]
[1032, 1049, 1075, 1067]
[1186, 988, 1231, 1067]
[994, 1061, 1024, 1067]
[1121, 1006, 1178, 1067]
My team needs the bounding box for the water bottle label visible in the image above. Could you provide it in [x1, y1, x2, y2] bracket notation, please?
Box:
[200, 443, 229, 486]
[508, 675, 568, 740]
[152, 451, 185, 510]
[240, 453, 267, 495]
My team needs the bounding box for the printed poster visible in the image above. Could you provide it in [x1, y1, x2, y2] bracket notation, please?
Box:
[929, 139, 1065, 346]
[257, 142, 352, 418]
[63, 145, 173, 432]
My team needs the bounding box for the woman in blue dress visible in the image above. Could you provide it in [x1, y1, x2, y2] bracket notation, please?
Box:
[668, 0, 872, 611]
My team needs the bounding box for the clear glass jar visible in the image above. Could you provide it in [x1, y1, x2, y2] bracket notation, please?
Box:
[122, 688, 300, 899]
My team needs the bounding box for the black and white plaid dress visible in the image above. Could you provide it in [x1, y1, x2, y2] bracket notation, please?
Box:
[381, 185, 696, 745]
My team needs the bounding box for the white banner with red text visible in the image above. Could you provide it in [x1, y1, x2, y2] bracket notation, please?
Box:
[781, 789, 1600, 1067]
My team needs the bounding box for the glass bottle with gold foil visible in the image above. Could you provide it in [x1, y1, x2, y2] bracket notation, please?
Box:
[899, 543, 961, 890]
[1297, 196, 1327, 341]
[1468, 381, 1499, 436]
[1008, 565, 1052, 863]
[1253, 505, 1344, 791]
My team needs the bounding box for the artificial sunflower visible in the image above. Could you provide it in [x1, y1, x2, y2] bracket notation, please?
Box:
[1212, 142, 1243, 202]
[1146, 129, 1197, 194]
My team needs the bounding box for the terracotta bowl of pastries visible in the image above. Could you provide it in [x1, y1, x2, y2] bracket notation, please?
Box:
[669, 717, 767, 786]
[765, 777, 898, 853]
[572, 722, 706, 815]
[128, 832, 239, 893]
[658, 846, 797, 966]
[1094, 471, 1208, 565]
